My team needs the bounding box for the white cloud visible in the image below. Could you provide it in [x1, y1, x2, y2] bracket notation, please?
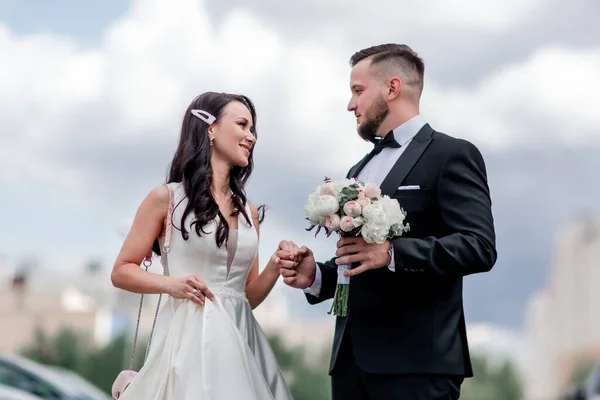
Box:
[3, 0, 591, 193]
[0, 24, 102, 186]
[468, 322, 528, 369]
[2, 0, 600, 284]
[417, 0, 544, 31]
[283, 45, 370, 167]
[237, 0, 545, 35]
[218, 9, 282, 79]
[423, 45, 600, 149]
[0, 0, 362, 270]
[0, 0, 353, 192]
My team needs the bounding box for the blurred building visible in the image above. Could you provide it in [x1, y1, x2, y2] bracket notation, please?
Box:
[0, 258, 137, 355]
[0, 257, 333, 360]
[252, 284, 334, 360]
[525, 215, 600, 399]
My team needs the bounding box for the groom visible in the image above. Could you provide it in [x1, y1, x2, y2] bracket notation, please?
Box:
[277, 44, 497, 399]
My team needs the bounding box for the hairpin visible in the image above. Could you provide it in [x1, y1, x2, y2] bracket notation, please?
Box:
[191, 109, 216, 124]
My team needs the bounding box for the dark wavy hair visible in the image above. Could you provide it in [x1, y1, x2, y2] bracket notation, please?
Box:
[153, 92, 264, 254]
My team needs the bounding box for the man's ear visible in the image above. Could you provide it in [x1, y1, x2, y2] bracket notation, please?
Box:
[387, 77, 402, 100]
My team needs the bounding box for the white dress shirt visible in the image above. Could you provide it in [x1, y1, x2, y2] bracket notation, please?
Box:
[304, 114, 427, 297]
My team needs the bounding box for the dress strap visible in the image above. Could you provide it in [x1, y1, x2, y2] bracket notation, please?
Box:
[143, 183, 175, 266]
[163, 183, 175, 250]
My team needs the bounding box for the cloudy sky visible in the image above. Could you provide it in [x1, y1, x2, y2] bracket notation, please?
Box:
[1, 0, 599, 329]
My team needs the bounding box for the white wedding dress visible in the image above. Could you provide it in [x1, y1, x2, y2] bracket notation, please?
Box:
[119, 182, 293, 400]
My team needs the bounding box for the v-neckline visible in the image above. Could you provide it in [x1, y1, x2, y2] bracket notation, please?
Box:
[225, 212, 241, 280]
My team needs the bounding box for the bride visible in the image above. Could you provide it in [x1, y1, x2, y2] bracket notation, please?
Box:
[110, 92, 294, 399]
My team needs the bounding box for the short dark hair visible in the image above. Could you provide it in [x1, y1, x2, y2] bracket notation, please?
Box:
[350, 44, 425, 98]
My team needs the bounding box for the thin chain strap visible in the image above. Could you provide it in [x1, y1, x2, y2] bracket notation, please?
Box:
[128, 266, 149, 370]
[144, 251, 169, 361]
[127, 183, 174, 370]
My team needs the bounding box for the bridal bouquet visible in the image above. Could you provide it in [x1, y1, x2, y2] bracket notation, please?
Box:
[304, 177, 410, 317]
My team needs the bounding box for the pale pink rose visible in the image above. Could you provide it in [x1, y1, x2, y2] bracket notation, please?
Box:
[364, 183, 382, 199]
[325, 214, 341, 231]
[357, 188, 366, 199]
[343, 201, 362, 218]
[340, 216, 356, 232]
[320, 183, 337, 197]
[357, 197, 371, 208]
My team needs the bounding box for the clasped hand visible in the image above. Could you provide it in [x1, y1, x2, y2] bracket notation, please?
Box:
[273, 237, 393, 285]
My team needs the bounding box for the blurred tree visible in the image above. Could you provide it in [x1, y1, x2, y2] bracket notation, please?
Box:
[21, 326, 332, 397]
[85, 332, 148, 393]
[289, 362, 331, 400]
[267, 333, 305, 370]
[460, 352, 523, 400]
[22, 328, 527, 399]
[20, 326, 148, 395]
[569, 357, 596, 389]
[560, 357, 598, 400]
[267, 333, 331, 400]
[21, 326, 88, 372]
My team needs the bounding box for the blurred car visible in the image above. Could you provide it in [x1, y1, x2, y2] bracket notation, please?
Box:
[0, 384, 43, 400]
[44, 367, 109, 400]
[0, 355, 110, 400]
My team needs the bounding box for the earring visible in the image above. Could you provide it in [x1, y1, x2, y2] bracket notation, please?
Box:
[209, 137, 214, 146]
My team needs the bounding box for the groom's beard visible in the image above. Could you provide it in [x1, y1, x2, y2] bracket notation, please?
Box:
[357, 95, 389, 143]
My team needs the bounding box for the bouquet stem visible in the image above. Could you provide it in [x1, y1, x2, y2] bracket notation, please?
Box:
[328, 264, 350, 317]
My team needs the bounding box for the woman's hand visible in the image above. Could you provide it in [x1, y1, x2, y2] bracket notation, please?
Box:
[166, 275, 214, 306]
[267, 240, 300, 274]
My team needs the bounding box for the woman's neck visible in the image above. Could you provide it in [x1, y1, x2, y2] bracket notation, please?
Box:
[211, 159, 231, 199]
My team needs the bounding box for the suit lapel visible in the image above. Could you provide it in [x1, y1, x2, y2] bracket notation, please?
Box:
[379, 124, 434, 196]
[348, 154, 370, 178]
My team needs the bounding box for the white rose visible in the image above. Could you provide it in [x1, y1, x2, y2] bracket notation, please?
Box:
[304, 189, 323, 225]
[361, 223, 389, 244]
[320, 183, 337, 197]
[340, 216, 364, 232]
[325, 214, 341, 231]
[314, 195, 339, 217]
[364, 183, 382, 199]
[357, 197, 371, 208]
[361, 202, 391, 243]
[343, 201, 362, 217]
[362, 203, 388, 226]
[379, 196, 406, 225]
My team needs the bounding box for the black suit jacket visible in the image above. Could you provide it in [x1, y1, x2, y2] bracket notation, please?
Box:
[306, 124, 497, 377]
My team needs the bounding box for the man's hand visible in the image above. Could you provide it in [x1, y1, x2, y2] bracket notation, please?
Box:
[273, 241, 316, 289]
[335, 236, 392, 277]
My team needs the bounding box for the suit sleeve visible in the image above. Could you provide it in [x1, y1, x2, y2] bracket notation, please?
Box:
[392, 140, 497, 277]
[305, 259, 338, 304]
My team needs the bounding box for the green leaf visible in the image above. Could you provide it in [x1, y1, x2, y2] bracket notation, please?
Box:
[340, 187, 359, 202]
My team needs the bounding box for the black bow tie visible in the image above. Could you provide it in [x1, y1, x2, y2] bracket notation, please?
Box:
[371, 131, 401, 155]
